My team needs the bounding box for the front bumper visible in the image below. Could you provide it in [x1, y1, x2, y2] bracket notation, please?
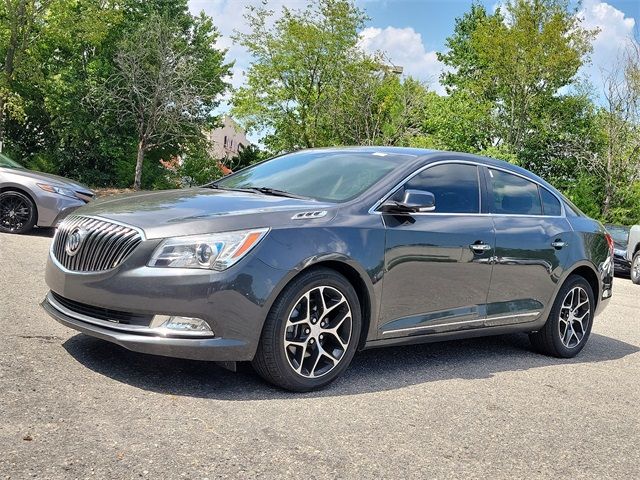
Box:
[613, 256, 631, 276]
[42, 292, 246, 361]
[36, 194, 86, 228]
[43, 238, 291, 362]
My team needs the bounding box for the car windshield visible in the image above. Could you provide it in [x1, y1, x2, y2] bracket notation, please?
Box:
[0, 153, 23, 169]
[214, 150, 411, 202]
[606, 225, 629, 244]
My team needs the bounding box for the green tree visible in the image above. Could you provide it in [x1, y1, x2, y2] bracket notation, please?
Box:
[437, 3, 495, 95]
[232, 0, 368, 152]
[438, 0, 596, 154]
[418, 91, 493, 153]
[519, 92, 602, 186]
[233, 0, 428, 151]
[2, 0, 231, 189]
[330, 65, 429, 146]
[0, 0, 43, 151]
[579, 43, 640, 222]
[97, 13, 230, 189]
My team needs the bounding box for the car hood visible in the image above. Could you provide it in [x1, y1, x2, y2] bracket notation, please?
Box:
[74, 188, 335, 239]
[3, 167, 93, 193]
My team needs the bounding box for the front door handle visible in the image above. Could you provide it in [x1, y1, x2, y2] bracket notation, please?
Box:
[470, 242, 492, 253]
[551, 240, 566, 249]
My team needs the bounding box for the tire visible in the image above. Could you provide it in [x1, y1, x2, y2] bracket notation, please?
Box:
[252, 267, 362, 392]
[0, 190, 37, 234]
[631, 251, 640, 285]
[529, 274, 595, 358]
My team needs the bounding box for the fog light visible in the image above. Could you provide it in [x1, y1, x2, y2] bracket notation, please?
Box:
[150, 315, 214, 336]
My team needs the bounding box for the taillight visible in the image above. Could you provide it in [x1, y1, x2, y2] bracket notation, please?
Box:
[605, 233, 614, 255]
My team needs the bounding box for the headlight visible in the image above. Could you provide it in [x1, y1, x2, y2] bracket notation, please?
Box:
[37, 183, 78, 199]
[613, 248, 626, 257]
[148, 228, 269, 271]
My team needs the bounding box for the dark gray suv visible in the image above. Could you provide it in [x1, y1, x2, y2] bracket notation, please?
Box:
[42, 147, 614, 391]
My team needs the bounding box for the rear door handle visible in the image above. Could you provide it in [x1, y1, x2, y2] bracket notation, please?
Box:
[551, 240, 566, 249]
[470, 242, 492, 253]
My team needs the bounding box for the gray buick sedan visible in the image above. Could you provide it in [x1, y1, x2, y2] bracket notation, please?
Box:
[42, 147, 614, 391]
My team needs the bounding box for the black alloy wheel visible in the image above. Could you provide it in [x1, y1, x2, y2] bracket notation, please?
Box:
[529, 275, 594, 358]
[252, 268, 362, 392]
[0, 191, 36, 234]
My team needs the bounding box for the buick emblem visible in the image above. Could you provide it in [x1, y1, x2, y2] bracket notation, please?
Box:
[65, 227, 88, 256]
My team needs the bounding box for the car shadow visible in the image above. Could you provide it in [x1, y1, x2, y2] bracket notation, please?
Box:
[62, 332, 639, 400]
[27, 227, 55, 238]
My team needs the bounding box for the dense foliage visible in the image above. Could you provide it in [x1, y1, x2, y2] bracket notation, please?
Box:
[0, 0, 230, 189]
[1, 0, 639, 223]
[233, 0, 640, 224]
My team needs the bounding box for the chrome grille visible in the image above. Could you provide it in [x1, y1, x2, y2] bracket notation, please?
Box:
[52, 216, 142, 272]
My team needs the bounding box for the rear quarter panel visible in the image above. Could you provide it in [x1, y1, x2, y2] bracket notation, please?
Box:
[563, 216, 613, 313]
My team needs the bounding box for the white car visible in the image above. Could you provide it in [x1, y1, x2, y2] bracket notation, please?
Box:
[626, 225, 640, 284]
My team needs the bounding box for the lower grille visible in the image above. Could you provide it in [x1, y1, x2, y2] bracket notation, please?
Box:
[50, 291, 152, 326]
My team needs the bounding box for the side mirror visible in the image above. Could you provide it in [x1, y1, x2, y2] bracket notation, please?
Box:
[380, 189, 436, 214]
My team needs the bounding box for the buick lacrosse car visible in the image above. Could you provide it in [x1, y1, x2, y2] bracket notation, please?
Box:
[42, 147, 613, 391]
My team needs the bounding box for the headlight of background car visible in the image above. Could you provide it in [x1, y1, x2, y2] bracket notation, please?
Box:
[148, 228, 269, 271]
[613, 248, 626, 257]
[37, 183, 78, 199]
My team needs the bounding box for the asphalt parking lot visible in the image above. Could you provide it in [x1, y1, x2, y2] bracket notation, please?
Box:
[1, 229, 639, 479]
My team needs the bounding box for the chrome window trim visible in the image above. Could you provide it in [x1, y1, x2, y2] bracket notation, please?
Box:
[485, 167, 566, 218]
[369, 159, 566, 218]
[49, 214, 147, 276]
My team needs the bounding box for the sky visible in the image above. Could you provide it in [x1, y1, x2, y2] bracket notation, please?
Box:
[188, 0, 640, 131]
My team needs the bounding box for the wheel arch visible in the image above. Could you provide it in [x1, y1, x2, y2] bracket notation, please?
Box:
[307, 260, 373, 350]
[563, 263, 600, 309]
[265, 256, 376, 351]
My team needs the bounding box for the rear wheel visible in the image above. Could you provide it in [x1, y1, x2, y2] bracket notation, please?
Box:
[529, 275, 594, 358]
[631, 251, 640, 285]
[252, 268, 361, 392]
[0, 191, 36, 234]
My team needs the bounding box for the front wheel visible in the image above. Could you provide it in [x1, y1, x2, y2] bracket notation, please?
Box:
[0, 191, 37, 234]
[529, 275, 594, 358]
[631, 251, 640, 285]
[252, 268, 362, 392]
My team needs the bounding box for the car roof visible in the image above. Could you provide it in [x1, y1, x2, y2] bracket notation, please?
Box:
[302, 146, 437, 157]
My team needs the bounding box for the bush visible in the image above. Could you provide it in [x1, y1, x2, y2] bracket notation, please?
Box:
[178, 151, 222, 187]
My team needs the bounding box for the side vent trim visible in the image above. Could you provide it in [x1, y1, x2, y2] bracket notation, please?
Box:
[291, 211, 328, 220]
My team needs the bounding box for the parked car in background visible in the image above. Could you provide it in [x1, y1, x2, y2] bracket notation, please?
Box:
[626, 225, 640, 284]
[41, 147, 614, 391]
[605, 224, 631, 277]
[0, 153, 94, 234]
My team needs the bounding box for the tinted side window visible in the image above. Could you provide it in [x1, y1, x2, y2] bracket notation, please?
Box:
[489, 169, 542, 215]
[399, 163, 480, 213]
[540, 187, 562, 216]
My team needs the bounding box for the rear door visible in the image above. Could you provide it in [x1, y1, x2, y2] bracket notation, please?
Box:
[377, 162, 495, 337]
[484, 167, 571, 325]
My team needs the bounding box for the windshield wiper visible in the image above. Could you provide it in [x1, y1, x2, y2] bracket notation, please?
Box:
[244, 187, 311, 200]
[203, 183, 310, 200]
[203, 184, 251, 193]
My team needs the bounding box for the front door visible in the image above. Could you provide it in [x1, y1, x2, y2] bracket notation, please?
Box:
[378, 162, 495, 338]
